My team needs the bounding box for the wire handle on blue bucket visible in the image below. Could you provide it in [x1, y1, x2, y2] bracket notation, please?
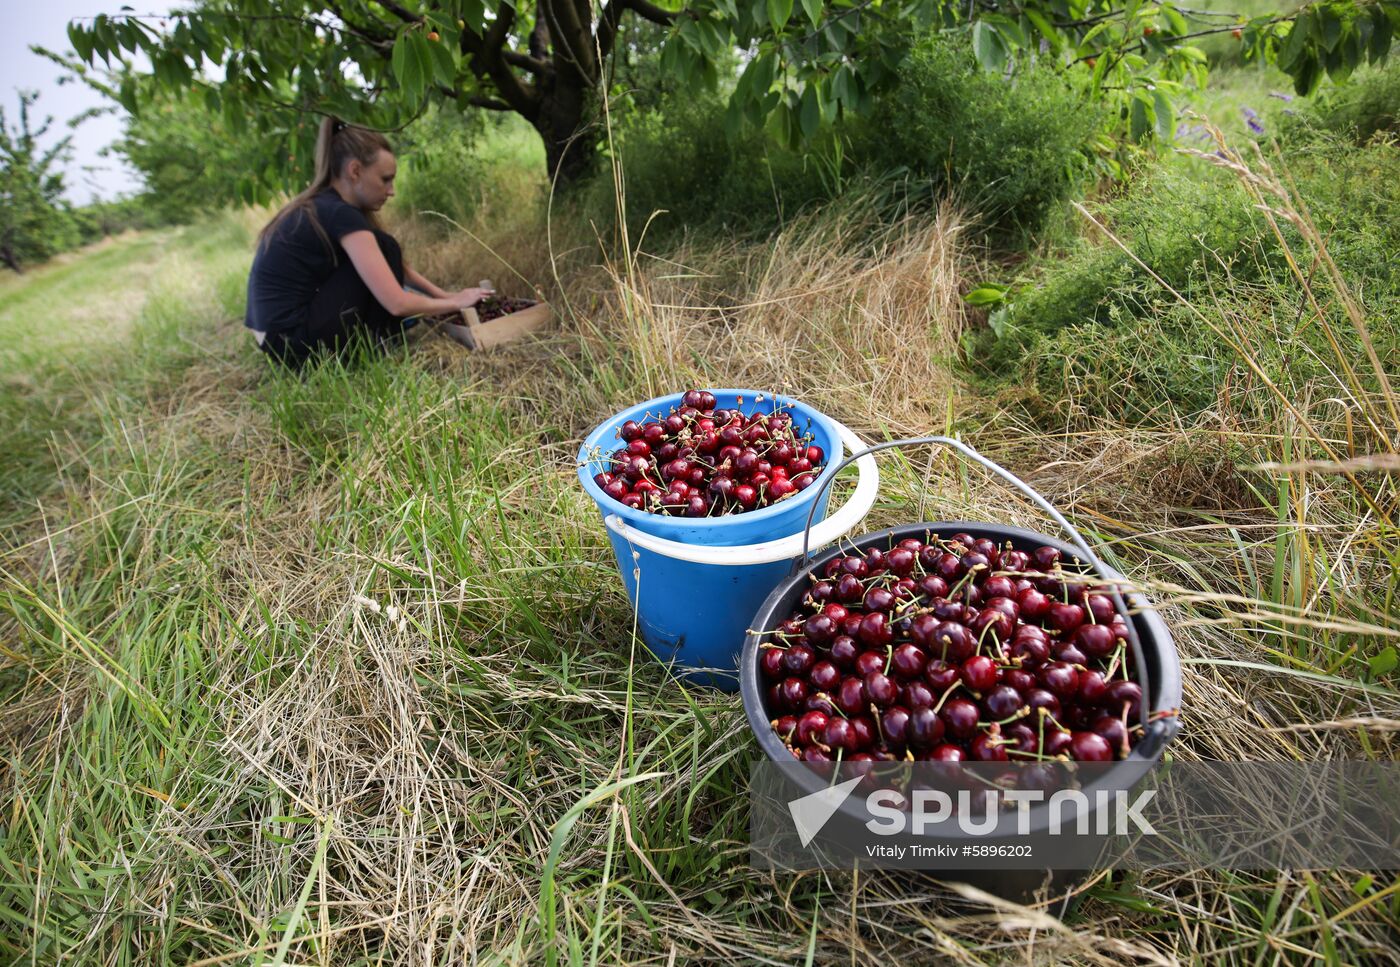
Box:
[800, 436, 1160, 735]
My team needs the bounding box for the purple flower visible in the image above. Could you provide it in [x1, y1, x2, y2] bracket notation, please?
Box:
[1268, 91, 1295, 102]
[1248, 117, 1265, 134]
[1242, 106, 1265, 135]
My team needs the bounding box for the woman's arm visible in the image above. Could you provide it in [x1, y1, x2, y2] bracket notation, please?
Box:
[404, 265, 448, 299]
[342, 231, 490, 316]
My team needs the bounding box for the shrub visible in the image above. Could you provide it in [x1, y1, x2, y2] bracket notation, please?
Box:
[581, 91, 842, 245]
[860, 35, 1104, 240]
[584, 32, 1102, 246]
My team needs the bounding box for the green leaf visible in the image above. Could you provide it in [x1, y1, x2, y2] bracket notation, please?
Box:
[987, 306, 1009, 339]
[964, 283, 1008, 307]
[399, 31, 434, 102]
[68, 23, 94, 63]
[1292, 53, 1321, 95]
[427, 32, 457, 86]
[1151, 88, 1175, 141]
[1278, 13, 1311, 72]
[1024, 9, 1060, 49]
[1162, 3, 1188, 36]
[1129, 92, 1152, 142]
[1282, 14, 1310, 71]
[696, 18, 727, 61]
[799, 82, 820, 139]
[1324, 34, 1355, 82]
[1318, 9, 1343, 52]
[801, 0, 821, 26]
[1370, 646, 1398, 678]
[1369, 6, 1392, 62]
[972, 21, 1008, 73]
[767, 0, 793, 31]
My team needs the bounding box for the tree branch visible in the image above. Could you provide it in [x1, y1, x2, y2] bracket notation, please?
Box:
[502, 49, 550, 74]
[435, 83, 515, 111]
[484, 3, 516, 51]
[529, 16, 550, 59]
[459, 18, 541, 120]
[625, 0, 680, 27]
[540, 0, 596, 81]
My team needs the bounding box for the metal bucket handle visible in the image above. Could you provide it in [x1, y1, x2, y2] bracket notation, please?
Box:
[800, 435, 1160, 734]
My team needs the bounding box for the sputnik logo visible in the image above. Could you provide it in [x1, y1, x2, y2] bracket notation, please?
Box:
[788, 776, 863, 847]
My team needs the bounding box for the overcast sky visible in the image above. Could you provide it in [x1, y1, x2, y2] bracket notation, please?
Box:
[1, 0, 166, 204]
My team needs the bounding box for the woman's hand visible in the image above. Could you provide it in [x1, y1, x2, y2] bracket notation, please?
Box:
[451, 286, 495, 309]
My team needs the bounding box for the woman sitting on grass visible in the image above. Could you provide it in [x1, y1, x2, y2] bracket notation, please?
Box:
[245, 117, 493, 366]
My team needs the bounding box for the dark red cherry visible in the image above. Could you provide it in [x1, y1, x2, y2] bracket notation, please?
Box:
[970, 731, 1009, 761]
[810, 661, 840, 692]
[932, 622, 975, 662]
[881, 706, 912, 746]
[836, 676, 867, 715]
[891, 643, 926, 679]
[983, 685, 1024, 720]
[901, 681, 936, 710]
[1077, 670, 1109, 705]
[783, 643, 815, 676]
[864, 587, 896, 612]
[886, 548, 916, 576]
[1000, 549, 1032, 572]
[803, 614, 837, 645]
[908, 707, 946, 747]
[1071, 623, 1116, 658]
[824, 717, 857, 752]
[1016, 588, 1053, 621]
[918, 574, 950, 599]
[796, 710, 828, 745]
[1042, 728, 1073, 757]
[857, 612, 891, 647]
[1105, 681, 1143, 719]
[854, 650, 885, 677]
[1002, 668, 1036, 694]
[829, 636, 859, 668]
[761, 647, 787, 680]
[940, 698, 980, 739]
[865, 671, 898, 707]
[1046, 603, 1087, 633]
[1038, 662, 1080, 700]
[1069, 731, 1114, 762]
[778, 677, 808, 710]
[927, 743, 965, 763]
[959, 655, 998, 693]
[1091, 715, 1129, 758]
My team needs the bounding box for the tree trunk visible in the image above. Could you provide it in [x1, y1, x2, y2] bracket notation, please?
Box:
[0, 242, 21, 274]
[534, 69, 596, 189]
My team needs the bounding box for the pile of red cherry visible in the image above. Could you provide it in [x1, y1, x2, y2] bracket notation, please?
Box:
[761, 533, 1146, 765]
[592, 390, 827, 517]
[475, 296, 539, 322]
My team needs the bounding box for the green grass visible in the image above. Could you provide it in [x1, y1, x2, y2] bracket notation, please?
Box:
[0, 129, 1397, 963]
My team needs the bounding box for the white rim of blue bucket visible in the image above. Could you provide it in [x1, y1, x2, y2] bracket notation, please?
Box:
[577, 388, 846, 531]
[603, 421, 879, 565]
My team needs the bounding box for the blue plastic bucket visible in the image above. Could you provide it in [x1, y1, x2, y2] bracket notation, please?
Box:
[577, 390, 846, 690]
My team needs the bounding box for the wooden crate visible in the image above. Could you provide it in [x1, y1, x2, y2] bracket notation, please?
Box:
[439, 294, 552, 351]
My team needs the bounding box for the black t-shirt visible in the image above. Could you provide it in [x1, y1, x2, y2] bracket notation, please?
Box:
[245, 189, 373, 333]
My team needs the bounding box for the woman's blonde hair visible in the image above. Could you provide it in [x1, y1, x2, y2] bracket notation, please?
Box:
[257, 117, 393, 255]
